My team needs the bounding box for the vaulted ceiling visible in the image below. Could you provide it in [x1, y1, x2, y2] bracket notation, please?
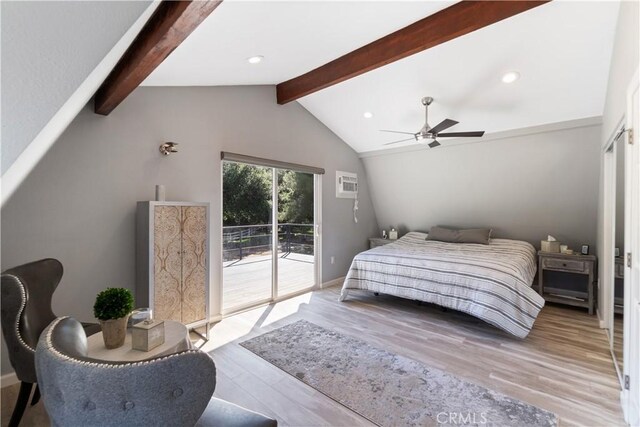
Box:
[142, 0, 620, 153]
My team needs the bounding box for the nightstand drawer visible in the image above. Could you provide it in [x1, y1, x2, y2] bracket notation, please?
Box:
[542, 258, 587, 273]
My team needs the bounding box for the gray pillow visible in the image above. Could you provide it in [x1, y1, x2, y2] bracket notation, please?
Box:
[426, 226, 492, 244]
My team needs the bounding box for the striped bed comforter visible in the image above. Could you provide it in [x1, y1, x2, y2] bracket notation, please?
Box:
[340, 232, 544, 338]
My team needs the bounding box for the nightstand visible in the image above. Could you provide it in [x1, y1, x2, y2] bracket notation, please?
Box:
[537, 251, 597, 314]
[369, 237, 394, 249]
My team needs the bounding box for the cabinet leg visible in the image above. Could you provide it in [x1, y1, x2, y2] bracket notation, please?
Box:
[588, 273, 594, 315]
[191, 323, 210, 349]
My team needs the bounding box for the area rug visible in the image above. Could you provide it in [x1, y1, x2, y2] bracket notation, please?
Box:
[240, 320, 557, 427]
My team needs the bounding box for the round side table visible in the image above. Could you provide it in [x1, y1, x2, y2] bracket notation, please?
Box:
[86, 320, 192, 362]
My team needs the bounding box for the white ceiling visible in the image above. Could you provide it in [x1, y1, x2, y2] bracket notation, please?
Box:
[143, 1, 620, 154]
[143, 0, 455, 86]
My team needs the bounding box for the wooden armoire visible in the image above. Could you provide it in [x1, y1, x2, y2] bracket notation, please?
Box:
[136, 201, 209, 328]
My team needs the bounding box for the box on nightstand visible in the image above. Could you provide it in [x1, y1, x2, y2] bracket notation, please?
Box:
[541, 240, 561, 253]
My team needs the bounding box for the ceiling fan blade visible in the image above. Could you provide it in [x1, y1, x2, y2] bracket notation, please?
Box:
[429, 119, 458, 135]
[428, 140, 441, 148]
[383, 137, 415, 146]
[380, 129, 416, 135]
[437, 131, 485, 138]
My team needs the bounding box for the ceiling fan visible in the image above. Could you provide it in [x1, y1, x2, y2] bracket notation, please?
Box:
[381, 97, 485, 148]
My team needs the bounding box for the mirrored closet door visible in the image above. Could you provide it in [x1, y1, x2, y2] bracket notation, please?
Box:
[611, 130, 626, 383]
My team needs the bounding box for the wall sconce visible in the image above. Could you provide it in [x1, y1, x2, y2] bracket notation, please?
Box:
[159, 142, 179, 156]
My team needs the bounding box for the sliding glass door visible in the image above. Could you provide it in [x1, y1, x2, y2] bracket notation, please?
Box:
[222, 163, 273, 310]
[276, 169, 316, 297]
[222, 161, 318, 313]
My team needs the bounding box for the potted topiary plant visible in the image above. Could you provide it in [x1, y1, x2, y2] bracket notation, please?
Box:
[93, 287, 134, 349]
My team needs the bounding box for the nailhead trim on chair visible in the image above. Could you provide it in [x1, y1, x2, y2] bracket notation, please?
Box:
[45, 317, 203, 368]
[5, 274, 36, 353]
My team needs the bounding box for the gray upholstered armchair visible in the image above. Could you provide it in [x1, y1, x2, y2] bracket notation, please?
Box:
[35, 317, 277, 427]
[1, 258, 100, 426]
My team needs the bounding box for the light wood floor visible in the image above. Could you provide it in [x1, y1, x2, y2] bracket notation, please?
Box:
[2, 286, 625, 427]
[206, 287, 625, 427]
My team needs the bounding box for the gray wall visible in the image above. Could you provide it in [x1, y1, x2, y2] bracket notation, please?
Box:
[1, 85, 377, 376]
[596, 0, 639, 320]
[361, 121, 601, 250]
[1, 1, 151, 174]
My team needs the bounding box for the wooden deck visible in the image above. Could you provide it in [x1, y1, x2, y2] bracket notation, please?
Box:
[222, 253, 315, 310]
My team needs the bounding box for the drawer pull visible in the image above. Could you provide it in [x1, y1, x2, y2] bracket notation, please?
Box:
[563, 263, 567, 267]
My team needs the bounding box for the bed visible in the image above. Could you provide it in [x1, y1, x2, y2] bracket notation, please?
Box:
[339, 232, 544, 338]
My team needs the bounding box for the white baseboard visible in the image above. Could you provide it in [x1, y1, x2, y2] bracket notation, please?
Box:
[1, 372, 19, 388]
[596, 308, 607, 329]
[208, 314, 222, 324]
[321, 276, 345, 289]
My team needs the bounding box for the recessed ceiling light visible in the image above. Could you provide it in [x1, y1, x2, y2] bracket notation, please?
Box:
[502, 71, 520, 83]
[363, 112, 373, 119]
[247, 55, 264, 64]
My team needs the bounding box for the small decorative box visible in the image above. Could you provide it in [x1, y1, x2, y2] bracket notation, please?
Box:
[541, 240, 561, 253]
[132, 320, 165, 352]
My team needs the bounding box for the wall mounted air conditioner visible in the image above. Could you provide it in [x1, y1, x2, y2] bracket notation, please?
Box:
[336, 171, 358, 199]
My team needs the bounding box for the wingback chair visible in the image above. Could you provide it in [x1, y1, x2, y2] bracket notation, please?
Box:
[1, 259, 101, 427]
[35, 317, 277, 427]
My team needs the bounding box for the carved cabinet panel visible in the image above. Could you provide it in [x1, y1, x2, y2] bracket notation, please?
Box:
[181, 206, 207, 325]
[153, 206, 182, 322]
[137, 202, 209, 327]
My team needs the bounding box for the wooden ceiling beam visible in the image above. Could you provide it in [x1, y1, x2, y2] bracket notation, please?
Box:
[95, 0, 222, 116]
[276, 0, 549, 105]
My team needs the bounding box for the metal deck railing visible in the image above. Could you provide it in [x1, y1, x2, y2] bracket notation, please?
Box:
[222, 223, 314, 262]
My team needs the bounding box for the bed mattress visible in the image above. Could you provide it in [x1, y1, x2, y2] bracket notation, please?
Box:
[340, 232, 544, 338]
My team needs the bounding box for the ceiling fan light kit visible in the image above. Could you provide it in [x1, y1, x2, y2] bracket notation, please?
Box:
[381, 97, 485, 148]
